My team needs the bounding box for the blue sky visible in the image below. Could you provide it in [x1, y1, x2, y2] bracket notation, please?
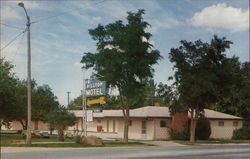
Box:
[1, 0, 249, 106]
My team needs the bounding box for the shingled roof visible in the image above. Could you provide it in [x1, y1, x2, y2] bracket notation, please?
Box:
[71, 106, 243, 120]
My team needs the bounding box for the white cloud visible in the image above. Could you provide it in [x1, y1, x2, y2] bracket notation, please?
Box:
[146, 15, 179, 34]
[189, 3, 249, 32]
[73, 62, 83, 68]
[1, 6, 21, 20]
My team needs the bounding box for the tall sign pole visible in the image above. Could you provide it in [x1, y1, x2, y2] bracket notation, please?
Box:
[67, 91, 71, 108]
[82, 69, 87, 137]
[18, 2, 32, 145]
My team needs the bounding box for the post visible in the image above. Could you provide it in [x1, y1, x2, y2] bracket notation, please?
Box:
[67, 91, 71, 108]
[82, 69, 87, 137]
[84, 81, 87, 137]
[26, 15, 32, 145]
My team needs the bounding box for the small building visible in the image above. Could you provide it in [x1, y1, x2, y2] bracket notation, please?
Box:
[3, 106, 243, 140]
[69, 106, 243, 140]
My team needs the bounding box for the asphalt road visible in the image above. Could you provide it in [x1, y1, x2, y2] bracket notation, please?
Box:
[1, 145, 250, 159]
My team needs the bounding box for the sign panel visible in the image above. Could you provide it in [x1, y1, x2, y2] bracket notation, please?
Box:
[85, 79, 107, 97]
[87, 97, 106, 106]
[86, 110, 93, 122]
[93, 109, 103, 113]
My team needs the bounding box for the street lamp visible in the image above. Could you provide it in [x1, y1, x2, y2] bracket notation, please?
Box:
[18, 2, 32, 145]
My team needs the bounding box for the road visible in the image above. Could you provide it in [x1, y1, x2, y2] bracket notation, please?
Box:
[1, 145, 250, 159]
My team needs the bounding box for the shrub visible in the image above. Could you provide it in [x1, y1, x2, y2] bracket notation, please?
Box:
[232, 125, 250, 140]
[195, 116, 211, 140]
[75, 135, 82, 144]
[171, 131, 189, 140]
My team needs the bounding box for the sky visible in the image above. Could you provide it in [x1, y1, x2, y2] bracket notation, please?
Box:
[1, 0, 249, 106]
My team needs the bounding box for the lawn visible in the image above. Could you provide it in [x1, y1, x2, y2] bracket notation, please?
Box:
[0, 134, 147, 147]
[174, 140, 250, 145]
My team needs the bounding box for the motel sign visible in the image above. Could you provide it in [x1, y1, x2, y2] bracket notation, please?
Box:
[85, 79, 107, 97]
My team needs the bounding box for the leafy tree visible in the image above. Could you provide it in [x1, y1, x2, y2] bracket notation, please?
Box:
[13, 80, 59, 129]
[211, 62, 250, 119]
[45, 108, 76, 141]
[156, 82, 177, 105]
[81, 9, 161, 142]
[236, 62, 250, 119]
[195, 114, 211, 140]
[13, 80, 28, 129]
[68, 95, 83, 110]
[169, 35, 236, 142]
[32, 84, 60, 120]
[103, 95, 121, 110]
[0, 58, 18, 128]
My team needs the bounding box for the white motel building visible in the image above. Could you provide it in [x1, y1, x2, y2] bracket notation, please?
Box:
[4, 105, 244, 140]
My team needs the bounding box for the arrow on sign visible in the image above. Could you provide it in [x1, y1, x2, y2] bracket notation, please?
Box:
[87, 96, 106, 106]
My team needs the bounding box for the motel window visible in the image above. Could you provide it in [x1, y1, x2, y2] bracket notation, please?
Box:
[97, 120, 101, 123]
[129, 120, 132, 126]
[218, 121, 224, 126]
[233, 121, 238, 127]
[160, 120, 167, 127]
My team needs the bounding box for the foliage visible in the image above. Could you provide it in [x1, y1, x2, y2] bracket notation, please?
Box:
[195, 115, 211, 140]
[80, 9, 161, 142]
[211, 62, 250, 119]
[68, 95, 82, 110]
[45, 108, 76, 141]
[232, 124, 250, 140]
[155, 82, 177, 105]
[171, 131, 189, 140]
[169, 35, 236, 142]
[0, 58, 18, 127]
[74, 135, 82, 144]
[12, 80, 60, 129]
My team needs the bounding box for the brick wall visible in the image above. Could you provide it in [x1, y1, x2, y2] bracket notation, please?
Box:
[171, 111, 189, 133]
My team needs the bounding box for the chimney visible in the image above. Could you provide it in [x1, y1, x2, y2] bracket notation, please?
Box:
[154, 102, 160, 107]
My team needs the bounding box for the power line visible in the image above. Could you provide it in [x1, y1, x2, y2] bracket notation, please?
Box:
[0, 23, 24, 30]
[11, 30, 25, 62]
[0, 29, 26, 51]
[31, 0, 106, 24]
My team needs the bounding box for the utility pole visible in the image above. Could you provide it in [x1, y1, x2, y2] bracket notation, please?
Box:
[67, 91, 71, 108]
[18, 2, 32, 144]
[82, 69, 87, 137]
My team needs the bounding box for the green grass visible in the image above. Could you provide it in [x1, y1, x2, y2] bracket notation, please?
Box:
[1, 134, 73, 146]
[0, 134, 148, 148]
[174, 140, 250, 145]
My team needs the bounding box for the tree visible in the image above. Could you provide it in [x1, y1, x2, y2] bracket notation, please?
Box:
[45, 108, 76, 141]
[0, 58, 18, 128]
[32, 84, 60, 121]
[211, 62, 250, 119]
[81, 9, 161, 142]
[156, 82, 176, 105]
[13, 80, 59, 129]
[195, 114, 211, 140]
[169, 35, 236, 142]
[68, 95, 82, 110]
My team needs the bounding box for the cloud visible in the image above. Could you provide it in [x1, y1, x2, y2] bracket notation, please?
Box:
[146, 15, 179, 34]
[1, 6, 21, 20]
[73, 62, 83, 68]
[189, 3, 249, 32]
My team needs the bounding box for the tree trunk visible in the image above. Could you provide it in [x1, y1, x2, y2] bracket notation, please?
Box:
[190, 108, 195, 142]
[58, 129, 64, 142]
[190, 107, 199, 143]
[123, 107, 129, 143]
[19, 120, 27, 130]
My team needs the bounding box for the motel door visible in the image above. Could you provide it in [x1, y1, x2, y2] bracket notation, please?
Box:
[141, 120, 147, 139]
